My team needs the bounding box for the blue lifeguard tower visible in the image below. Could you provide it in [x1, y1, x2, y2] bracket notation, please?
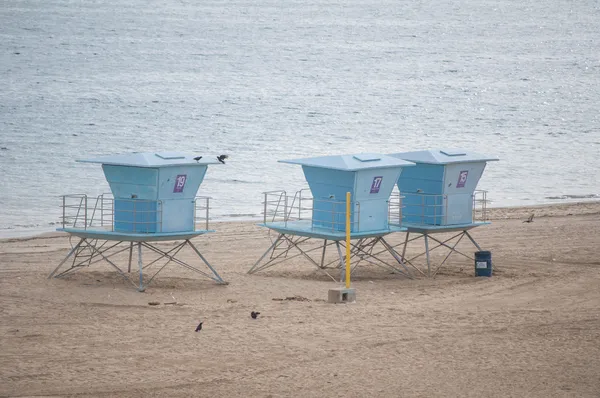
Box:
[388, 149, 499, 277]
[248, 153, 416, 280]
[48, 152, 227, 291]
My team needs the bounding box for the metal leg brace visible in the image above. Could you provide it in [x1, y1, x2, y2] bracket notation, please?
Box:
[49, 238, 227, 291]
[250, 234, 413, 280]
[391, 230, 484, 277]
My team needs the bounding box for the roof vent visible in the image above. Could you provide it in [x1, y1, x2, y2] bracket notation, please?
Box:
[440, 150, 466, 157]
[353, 154, 381, 162]
[155, 152, 185, 160]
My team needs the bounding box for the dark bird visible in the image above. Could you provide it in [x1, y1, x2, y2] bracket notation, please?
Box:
[193, 156, 202, 162]
[523, 213, 534, 223]
[195, 322, 203, 332]
[217, 154, 229, 164]
[251, 311, 260, 319]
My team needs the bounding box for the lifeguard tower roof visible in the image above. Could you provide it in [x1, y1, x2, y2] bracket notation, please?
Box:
[279, 153, 415, 170]
[389, 149, 498, 165]
[78, 152, 220, 167]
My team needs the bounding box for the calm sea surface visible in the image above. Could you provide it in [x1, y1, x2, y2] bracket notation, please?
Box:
[1, 0, 599, 237]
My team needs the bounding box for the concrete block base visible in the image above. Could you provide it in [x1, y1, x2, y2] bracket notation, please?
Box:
[328, 287, 356, 304]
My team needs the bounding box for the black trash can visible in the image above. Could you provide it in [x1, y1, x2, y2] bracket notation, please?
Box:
[475, 251, 492, 277]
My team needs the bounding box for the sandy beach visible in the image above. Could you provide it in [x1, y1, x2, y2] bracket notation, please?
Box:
[1, 202, 599, 397]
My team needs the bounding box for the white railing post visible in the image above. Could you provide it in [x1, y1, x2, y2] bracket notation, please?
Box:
[193, 198, 197, 231]
[421, 194, 425, 224]
[445, 195, 449, 224]
[331, 201, 335, 231]
[205, 197, 210, 231]
[298, 190, 302, 220]
[111, 197, 114, 231]
[62, 196, 66, 229]
[356, 201, 360, 232]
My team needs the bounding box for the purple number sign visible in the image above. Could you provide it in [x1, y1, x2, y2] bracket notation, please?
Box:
[173, 174, 187, 193]
[456, 170, 468, 188]
[370, 176, 383, 194]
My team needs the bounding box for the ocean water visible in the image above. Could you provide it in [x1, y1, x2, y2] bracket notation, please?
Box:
[1, 0, 599, 237]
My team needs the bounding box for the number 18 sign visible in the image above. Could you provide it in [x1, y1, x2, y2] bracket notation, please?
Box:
[370, 176, 383, 194]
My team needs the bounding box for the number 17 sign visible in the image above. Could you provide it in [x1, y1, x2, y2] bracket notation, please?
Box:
[370, 176, 383, 194]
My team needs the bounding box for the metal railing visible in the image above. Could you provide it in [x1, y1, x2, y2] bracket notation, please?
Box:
[60, 194, 164, 233]
[115, 198, 163, 233]
[311, 197, 360, 232]
[61, 193, 114, 230]
[285, 188, 311, 221]
[473, 189, 490, 221]
[61, 194, 89, 229]
[194, 196, 211, 230]
[91, 193, 114, 228]
[401, 192, 448, 225]
[262, 190, 288, 223]
[387, 191, 404, 226]
[261, 189, 361, 232]
[262, 189, 313, 224]
[398, 190, 491, 225]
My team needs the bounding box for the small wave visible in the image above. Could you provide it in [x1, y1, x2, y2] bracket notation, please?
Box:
[219, 213, 258, 218]
[13, 223, 42, 228]
[77, 97, 101, 103]
[190, 53, 228, 57]
[545, 194, 600, 200]
[0, 222, 59, 230]
[306, 111, 330, 117]
[207, 178, 262, 185]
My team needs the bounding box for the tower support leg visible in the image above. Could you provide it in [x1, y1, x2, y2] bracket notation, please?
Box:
[48, 238, 84, 279]
[137, 242, 144, 292]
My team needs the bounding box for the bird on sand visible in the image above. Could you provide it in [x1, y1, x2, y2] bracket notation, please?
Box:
[217, 154, 229, 164]
[523, 213, 534, 223]
[193, 156, 202, 162]
[195, 322, 203, 332]
[251, 311, 260, 319]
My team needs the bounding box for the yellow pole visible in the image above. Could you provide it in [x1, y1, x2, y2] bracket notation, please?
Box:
[345, 192, 351, 289]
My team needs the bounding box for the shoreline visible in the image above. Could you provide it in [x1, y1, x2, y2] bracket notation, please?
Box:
[1, 200, 599, 242]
